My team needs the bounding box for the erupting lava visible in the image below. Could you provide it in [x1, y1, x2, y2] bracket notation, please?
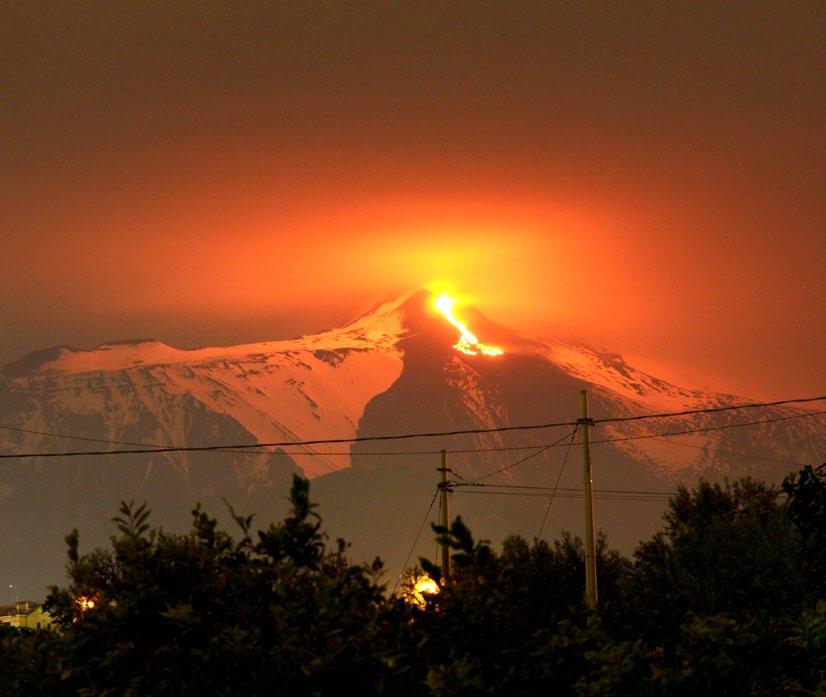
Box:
[433, 293, 504, 356]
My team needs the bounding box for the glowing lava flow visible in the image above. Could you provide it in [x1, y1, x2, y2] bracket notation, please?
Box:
[433, 293, 504, 356]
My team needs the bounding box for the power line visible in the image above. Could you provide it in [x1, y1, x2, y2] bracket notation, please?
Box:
[454, 490, 671, 502]
[1, 395, 823, 459]
[589, 410, 826, 447]
[453, 482, 674, 496]
[394, 487, 440, 592]
[0, 423, 282, 457]
[0, 424, 354, 460]
[445, 467, 472, 484]
[1, 419, 813, 462]
[537, 427, 579, 538]
[1, 404, 823, 461]
[434, 491, 443, 567]
[274, 412, 826, 459]
[0, 420, 578, 457]
[0, 424, 164, 449]
[591, 395, 826, 426]
[647, 436, 808, 467]
[471, 429, 578, 483]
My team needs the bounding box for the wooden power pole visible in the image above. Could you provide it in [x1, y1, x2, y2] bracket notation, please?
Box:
[439, 449, 451, 581]
[579, 390, 598, 610]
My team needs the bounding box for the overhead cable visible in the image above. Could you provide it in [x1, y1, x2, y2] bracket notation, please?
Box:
[537, 427, 579, 538]
[394, 487, 440, 592]
[1, 400, 823, 460]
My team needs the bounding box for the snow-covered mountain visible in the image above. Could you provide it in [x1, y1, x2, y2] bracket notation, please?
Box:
[1, 293, 408, 482]
[2, 289, 821, 483]
[1, 289, 823, 595]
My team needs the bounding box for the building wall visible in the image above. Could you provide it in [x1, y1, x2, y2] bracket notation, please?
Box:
[0, 602, 53, 630]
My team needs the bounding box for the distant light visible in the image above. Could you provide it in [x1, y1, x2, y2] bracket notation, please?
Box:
[403, 573, 441, 607]
[75, 596, 96, 612]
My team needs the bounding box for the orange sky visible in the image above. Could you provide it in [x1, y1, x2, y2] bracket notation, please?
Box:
[2, 4, 824, 398]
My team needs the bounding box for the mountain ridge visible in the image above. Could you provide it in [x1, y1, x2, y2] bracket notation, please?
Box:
[2, 288, 822, 481]
[1, 290, 822, 597]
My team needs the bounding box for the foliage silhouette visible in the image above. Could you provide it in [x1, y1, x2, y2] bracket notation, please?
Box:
[0, 466, 823, 695]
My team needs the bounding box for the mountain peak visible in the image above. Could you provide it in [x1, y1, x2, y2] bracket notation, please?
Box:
[341, 288, 513, 356]
[340, 289, 429, 331]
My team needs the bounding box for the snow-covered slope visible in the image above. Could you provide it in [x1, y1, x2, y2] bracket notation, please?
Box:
[1, 289, 823, 491]
[0, 294, 409, 481]
[1, 289, 823, 599]
[532, 338, 822, 479]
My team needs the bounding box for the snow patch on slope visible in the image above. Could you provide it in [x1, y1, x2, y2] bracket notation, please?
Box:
[5, 301, 409, 478]
[534, 340, 712, 412]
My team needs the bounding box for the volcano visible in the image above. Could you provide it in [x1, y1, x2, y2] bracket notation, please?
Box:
[1, 290, 823, 595]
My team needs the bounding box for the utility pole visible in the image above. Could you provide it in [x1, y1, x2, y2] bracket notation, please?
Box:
[579, 390, 598, 610]
[438, 449, 451, 582]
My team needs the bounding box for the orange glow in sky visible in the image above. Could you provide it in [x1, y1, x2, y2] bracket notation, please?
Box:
[1, 4, 823, 399]
[433, 293, 504, 356]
